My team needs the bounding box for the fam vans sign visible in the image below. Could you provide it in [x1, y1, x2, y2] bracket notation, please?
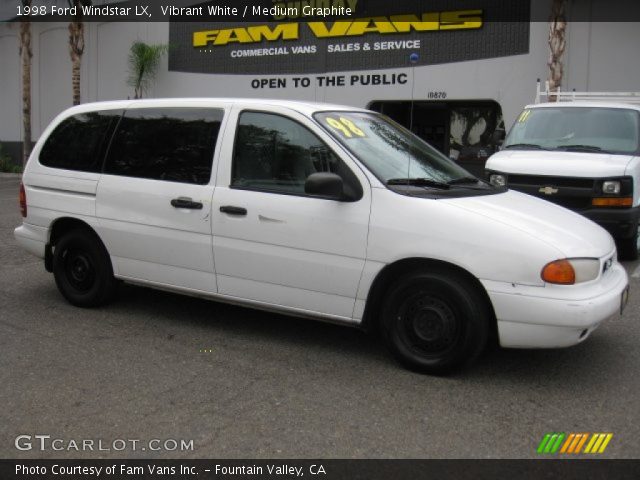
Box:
[168, 0, 530, 75]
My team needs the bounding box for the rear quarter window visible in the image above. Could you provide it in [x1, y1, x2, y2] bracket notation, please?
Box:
[39, 110, 122, 173]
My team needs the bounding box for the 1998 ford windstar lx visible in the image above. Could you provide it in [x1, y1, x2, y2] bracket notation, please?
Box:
[15, 99, 630, 373]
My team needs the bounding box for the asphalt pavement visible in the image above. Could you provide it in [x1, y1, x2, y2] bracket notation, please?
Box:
[1, 174, 639, 459]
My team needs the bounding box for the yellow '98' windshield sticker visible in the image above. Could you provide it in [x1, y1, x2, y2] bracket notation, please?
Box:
[324, 116, 367, 139]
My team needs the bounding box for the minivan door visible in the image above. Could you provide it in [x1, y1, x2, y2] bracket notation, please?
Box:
[96, 107, 225, 293]
[211, 107, 371, 320]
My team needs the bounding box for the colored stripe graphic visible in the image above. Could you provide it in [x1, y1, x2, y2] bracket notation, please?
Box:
[539, 433, 613, 454]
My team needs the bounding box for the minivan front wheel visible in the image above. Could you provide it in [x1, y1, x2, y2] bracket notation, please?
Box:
[380, 270, 490, 374]
[53, 229, 116, 307]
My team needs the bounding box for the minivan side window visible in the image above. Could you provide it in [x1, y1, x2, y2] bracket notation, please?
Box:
[232, 111, 361, 198]
[39, 110, 122, 173]
[104, 108, 223, 185]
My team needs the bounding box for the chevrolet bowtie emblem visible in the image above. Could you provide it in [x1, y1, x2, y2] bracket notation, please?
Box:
[539, 186, 559, 195]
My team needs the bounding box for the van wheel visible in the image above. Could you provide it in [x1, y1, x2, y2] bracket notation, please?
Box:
[380, 270, 489, 375]
[52, 229, 116, 307]
[617, 227, 639, 261]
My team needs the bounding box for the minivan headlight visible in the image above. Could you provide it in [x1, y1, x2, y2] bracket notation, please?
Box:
[489, 174, 507, 187]
[541, 258, 600, 285]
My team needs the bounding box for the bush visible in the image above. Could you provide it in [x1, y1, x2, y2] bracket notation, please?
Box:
[0, 144, 22, 173]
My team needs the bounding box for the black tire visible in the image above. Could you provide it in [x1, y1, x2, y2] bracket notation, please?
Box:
[380, 270, 490, 375]
[617, 227, 639, 261]
[52, 228, 116, 307]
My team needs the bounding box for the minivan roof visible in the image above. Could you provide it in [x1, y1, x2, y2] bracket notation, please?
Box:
[59, 98, 371, 117]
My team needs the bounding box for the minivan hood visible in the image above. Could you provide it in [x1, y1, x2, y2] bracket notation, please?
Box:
[443, 190, 615, 258]
[487, 149, 634, 177]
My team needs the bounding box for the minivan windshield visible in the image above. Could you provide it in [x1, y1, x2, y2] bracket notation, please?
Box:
[314, 111, 477, 186]
[504, 107, 640, 154]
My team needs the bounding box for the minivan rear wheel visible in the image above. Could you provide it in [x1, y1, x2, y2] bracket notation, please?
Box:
[53, 229, 116, 307]
[380, 270, 490, 374]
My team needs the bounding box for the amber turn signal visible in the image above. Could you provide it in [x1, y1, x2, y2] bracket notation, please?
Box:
[591, 197, 633, 207]
[541, 259, 576, 285]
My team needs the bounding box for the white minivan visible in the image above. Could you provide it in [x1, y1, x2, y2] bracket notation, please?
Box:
[15, 99, 629, 374]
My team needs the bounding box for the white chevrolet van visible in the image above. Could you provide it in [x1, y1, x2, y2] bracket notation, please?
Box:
[15, 99, 629, 374]
[486, 86, 640, 260]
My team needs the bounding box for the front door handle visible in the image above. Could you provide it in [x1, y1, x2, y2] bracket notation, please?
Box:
[171, 197, 203, 210]
[220, 205, 247, 216]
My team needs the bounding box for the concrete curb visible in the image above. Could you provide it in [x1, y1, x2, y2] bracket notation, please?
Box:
[0, 173, 22, 178]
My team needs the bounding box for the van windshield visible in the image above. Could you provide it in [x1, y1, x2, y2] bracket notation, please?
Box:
[504, 107, 640, 154]
[314, 111, 475, 186]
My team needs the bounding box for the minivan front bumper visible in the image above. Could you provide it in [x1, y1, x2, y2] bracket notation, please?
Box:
[482, 263, 629, 348]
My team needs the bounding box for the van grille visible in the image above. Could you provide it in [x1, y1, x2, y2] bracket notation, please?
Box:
[506, 175, 596, 211]
[508, 175, 595, 189]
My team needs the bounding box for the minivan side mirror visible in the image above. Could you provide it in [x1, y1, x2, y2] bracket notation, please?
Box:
[305, 172, 345, 200]
[492, 129, 506, 145]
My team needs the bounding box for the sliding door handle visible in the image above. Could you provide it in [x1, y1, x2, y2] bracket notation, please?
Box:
[220, 205, 247, 216]
[171, 197, 203, 209]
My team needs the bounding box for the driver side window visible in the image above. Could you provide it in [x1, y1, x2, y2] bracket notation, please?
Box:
[231, 112, 343, 195]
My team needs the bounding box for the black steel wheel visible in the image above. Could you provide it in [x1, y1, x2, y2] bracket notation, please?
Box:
[380, 269, 490, 374]
[52, 228, 116, 307]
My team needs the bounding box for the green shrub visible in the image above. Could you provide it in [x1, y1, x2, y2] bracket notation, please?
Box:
[0, 144, 22, 173]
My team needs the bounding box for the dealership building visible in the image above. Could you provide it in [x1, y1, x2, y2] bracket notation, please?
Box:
[1, 0, 639, 172]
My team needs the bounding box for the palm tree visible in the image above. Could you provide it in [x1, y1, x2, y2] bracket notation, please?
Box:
[19, 0, 33, 166]
[68, 0, 91, 105]
[548, 0, 568, 100]
[127, 42, 168, 99]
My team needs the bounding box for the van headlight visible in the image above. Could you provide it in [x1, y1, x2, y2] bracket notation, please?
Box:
[541, 258, 600, 285]
[602, 180, 621, 194]
[489, 173, 507, 187]
[593, 178, 634, 207]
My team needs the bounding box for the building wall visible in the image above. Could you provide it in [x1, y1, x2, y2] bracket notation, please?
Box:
[0, 21, 546, 142]
[0, 24, 21, 142]
[1, 6, 640, 164]
[565, 21, 640, 91]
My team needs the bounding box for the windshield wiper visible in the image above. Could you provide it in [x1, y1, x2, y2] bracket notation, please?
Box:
[504, 143, 546, 150]
[447, 176, 480, 185]
[556, 144, 603, 152]
[387, 178, 450, 189]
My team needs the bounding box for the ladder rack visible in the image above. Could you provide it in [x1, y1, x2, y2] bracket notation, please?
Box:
[535, 79, 640, 105]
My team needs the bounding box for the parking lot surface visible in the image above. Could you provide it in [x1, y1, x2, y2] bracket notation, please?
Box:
[1, 174, 639, 459]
